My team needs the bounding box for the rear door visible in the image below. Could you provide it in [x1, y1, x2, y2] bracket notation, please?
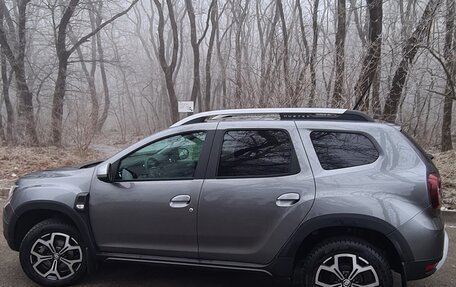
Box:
[197, 121, 316, 264]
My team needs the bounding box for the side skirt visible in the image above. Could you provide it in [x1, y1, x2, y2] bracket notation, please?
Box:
[96, 252, 273, 276]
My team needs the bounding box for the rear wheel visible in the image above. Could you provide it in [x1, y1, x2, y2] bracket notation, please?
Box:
[19, 219, 87, 286]
[300, 238, 393, 287]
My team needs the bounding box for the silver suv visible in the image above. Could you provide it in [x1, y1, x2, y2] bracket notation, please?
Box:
[3, 108, 449, 287]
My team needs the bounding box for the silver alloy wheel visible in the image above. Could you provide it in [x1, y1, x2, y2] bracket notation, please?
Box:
[29, 232, 83, 281]
[315, 253, 379, 287]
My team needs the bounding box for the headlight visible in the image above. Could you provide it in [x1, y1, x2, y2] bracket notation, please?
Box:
[7, 185, 18, 201]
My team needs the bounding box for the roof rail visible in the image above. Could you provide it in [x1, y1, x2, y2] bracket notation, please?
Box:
[170, 108, 374, 127]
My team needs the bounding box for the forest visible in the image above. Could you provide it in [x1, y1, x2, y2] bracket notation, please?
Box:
[0, 0, 454, 152]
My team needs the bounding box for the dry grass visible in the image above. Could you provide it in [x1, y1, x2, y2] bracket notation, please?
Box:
[0, 147, 103, 190]
[433, 150, 456, 209]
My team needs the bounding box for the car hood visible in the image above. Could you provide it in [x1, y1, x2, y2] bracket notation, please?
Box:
[16, 164, 98, 191]
[21, 166, 91, 179]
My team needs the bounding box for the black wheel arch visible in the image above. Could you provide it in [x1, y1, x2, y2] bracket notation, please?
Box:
[267, 214, 414, 278]
[8, 200, 97, 256]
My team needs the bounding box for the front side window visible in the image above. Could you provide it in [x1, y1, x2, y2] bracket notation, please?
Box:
[218, 130, 295, 177]
[117, 132, 206, 181]
[310, 131, 379, 170]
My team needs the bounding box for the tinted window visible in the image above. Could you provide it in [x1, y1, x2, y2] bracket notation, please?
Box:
[117, 132, 206, 180]
[218, 130, 294, 177]
[310, 131, 379, 170]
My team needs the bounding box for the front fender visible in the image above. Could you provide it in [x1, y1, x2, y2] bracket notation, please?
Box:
[8, 200, 97, 254]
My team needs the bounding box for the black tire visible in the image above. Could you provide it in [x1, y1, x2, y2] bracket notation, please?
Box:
[19, 219, 87, 287]
[299, 237, 393, 287]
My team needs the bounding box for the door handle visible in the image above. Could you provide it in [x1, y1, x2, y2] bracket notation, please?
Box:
[170, 195, 191, 208]
[276, 193, 300, 207]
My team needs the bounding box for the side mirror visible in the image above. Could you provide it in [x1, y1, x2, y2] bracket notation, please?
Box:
[96, 163, 113, 183]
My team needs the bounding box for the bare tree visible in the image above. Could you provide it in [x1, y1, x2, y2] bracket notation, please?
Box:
[441, 0, 455, 151]
[153, 0, 180, 123]
[309, 0, 320, 107]
[1, 47, 13, 144]
[232, 0, 249, 108]
[94, 2, 111, 132]
[353, 0, 383, 110]
[51, 0, 139, 145]
[0, 0, 38, 145]
[276, 0, 290, 102]
[204, 0, 219, 111]
[185, 0, 214, 111]
[332, 0, 346, 107]
[382, 0, 441, 122]
[293, 0, 310, 104]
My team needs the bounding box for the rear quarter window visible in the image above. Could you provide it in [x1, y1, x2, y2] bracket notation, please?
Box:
[310, 131, 379, 170]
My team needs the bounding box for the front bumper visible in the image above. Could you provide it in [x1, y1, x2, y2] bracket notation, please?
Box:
[2, 202, 16, 250]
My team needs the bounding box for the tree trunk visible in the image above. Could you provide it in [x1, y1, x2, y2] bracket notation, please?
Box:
[51, 57, 69, 145]
[1, 51, 14, 144]
[96, 31, 110, 132]
[95, 2, 110, 132]
[185, 0, 201, 107]
[215, 13, 227, 109]
[309, 0, 320, 107]
[294, 0, 310, 104]
[276, 0, 290, 102]
[382, 0, 441, 122]
[72, 31, 98, 136]
[441, 0, 455, 151]
[353, 0, 383, 111]
[233, 1, 248, 108]
[332, 0, 346, 108]
[51, 0, 79, 145]
[0, 0, 38, 145]
[372, 61, 382, 118]
[153, 0, 179, 123]
[205, 0, 218, 111]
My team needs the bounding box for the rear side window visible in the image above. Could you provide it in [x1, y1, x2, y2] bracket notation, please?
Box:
[310, 131, 379, 170]
[218, 130, 296, 177]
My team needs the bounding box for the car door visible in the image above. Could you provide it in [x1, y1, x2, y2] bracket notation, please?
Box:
[90, 128, 214, 259]
[197, 121, 316, 264]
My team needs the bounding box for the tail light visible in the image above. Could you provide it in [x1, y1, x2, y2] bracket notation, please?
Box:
[427, 174, 442, 209]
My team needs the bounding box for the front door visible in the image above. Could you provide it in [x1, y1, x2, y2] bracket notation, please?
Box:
[90, 130, 212, 258]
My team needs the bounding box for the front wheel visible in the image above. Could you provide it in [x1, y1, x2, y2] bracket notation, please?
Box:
[19, 219, 87, 286]
[300, 238, 393, 287]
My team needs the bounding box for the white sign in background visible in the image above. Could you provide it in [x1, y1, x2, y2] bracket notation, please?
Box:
[178, 101, 194, 113]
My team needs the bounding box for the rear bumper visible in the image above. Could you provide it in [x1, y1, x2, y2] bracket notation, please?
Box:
[436, 231, 449, 270]
[402, 229, 447, 281]
[403, 258, 439, 280]
[394, 206, 446, 281]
